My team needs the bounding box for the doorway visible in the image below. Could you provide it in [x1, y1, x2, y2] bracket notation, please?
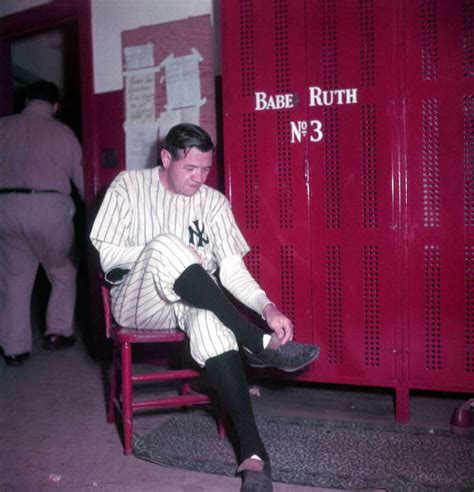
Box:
[0, 1, 94, 348]
[11, 23, 87, 337]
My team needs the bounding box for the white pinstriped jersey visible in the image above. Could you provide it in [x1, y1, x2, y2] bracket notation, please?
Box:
[91, 167, 273, 359]
[90, 167, 250, 278]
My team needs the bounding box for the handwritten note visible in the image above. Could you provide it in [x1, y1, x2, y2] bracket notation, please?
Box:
[126, 73, 155, 123]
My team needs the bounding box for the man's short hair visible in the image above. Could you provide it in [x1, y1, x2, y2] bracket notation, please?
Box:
[26, 80, 60, 104]
[162, 123, 214, 160]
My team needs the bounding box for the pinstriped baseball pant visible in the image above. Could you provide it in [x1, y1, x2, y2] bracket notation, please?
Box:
[110, 234, 238, 366]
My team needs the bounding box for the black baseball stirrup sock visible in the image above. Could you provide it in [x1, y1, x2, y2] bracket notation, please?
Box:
[205, 350, 268, 462]
[173, 263, 265, 354]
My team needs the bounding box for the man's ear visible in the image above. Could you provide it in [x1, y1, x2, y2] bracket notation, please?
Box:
[161, 149, 172, 169]
[53, 102, 59, 114]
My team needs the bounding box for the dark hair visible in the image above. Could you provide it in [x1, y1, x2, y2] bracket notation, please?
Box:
[26, 80, 60, 104]
[162, 123, 214, 160]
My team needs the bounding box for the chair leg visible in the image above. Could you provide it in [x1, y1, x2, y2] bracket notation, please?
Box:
[181, 382, 191, 395]
[121, 342, 133, 455]
[107, 345, 118, 424]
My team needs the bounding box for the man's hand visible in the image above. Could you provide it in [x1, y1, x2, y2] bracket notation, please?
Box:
[263, 303, 293, 345]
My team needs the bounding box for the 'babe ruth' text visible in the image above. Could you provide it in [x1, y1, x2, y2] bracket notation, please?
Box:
[254, 86, 358, 111]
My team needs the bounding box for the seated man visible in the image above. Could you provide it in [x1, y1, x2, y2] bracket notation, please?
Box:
[90, 123, 319, 491]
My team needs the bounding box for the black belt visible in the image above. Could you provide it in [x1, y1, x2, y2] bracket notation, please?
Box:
[0, 188, 60, 194]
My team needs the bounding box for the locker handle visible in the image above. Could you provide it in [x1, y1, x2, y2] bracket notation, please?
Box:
[304, 158, 310, 195]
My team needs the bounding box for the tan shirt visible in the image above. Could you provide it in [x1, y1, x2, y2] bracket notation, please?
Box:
[0, 100, 83, 198]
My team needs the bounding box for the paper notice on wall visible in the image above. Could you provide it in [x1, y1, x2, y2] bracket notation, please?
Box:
[156, 110, 181, 141]
[124, 121, 159, 171]
[125, 73, 155, 123]
[163, 50, 205, 110]
[180, 106, 201, 125]
[157, 106, 201, 141]
[123, 43, 154, 70]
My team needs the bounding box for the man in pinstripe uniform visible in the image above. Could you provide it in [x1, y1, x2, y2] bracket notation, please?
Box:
[91, 123, 319, 491]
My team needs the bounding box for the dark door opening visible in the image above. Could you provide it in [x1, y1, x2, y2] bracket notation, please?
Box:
[8, 22, 87, 340]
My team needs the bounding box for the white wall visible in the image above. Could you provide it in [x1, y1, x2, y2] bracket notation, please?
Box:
[91, 0, 215, 94]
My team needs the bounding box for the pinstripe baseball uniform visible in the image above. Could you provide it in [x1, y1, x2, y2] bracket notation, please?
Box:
[90, 167, 272, 365]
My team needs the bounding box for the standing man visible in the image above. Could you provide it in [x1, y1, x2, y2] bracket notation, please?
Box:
[90, 123, 319, 491]
[0, 80, 83, 366]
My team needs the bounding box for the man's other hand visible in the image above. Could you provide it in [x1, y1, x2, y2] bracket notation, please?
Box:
[263, 303, 293, 345]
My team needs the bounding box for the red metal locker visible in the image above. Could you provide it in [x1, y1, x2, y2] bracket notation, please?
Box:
[404, 0, 474, 394]
[222, 0, 315, 346]
[305, 0, 402, 390]
[220, 0, 474, 422]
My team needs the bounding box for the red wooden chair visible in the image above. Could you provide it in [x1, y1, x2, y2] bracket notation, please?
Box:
[100, 282, 224, 455]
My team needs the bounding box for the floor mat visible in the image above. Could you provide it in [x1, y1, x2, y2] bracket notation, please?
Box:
[133, 411, 474, 491]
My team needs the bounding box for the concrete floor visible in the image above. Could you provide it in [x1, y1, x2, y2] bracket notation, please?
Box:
[0, 296, 469, 492]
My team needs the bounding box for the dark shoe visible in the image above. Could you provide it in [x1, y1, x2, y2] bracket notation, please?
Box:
[450, 399, 474, 435]
[3, 352, 30, 366]
[43, 335, 75, 351]
[238, 458, 273, 492]
[245, 340, 320, 372]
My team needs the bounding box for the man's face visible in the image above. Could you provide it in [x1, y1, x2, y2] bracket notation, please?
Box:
[161, 147, 213, 196]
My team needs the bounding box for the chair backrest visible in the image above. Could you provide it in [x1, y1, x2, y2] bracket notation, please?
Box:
[100, 282, 114, 339]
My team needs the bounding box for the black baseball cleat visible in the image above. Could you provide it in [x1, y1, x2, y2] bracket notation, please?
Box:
[245, 341, 320, 372]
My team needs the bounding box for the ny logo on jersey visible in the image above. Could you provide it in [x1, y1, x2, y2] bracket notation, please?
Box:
[188, 220, 209, 247]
